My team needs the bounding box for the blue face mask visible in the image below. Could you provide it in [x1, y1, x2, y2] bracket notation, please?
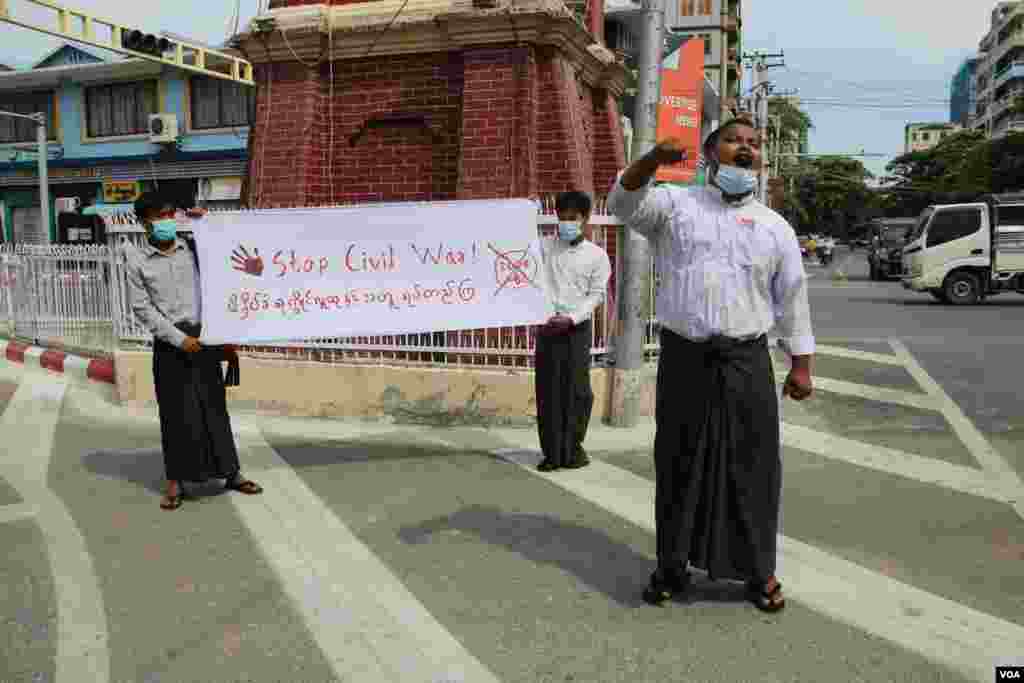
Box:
[714, 164, 757, 196]
[150, 219, 177, 242]
[558, 221, 582, 242]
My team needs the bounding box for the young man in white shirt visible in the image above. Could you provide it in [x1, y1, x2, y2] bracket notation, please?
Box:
[535, 191, 612, 472]
[608, 118, 815, 612]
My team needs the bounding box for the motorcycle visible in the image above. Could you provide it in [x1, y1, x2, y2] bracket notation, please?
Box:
[817, 244, 834, 266]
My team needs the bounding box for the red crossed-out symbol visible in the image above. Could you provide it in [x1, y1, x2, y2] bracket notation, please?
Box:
[489, 243, 540, 296]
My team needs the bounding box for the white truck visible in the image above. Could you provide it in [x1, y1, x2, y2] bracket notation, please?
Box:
[901, 193, 1024, 305]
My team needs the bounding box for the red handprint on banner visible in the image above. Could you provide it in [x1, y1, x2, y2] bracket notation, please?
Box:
[231, 245, 264, 277]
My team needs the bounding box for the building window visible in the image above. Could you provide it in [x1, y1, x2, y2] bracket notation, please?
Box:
[190, 77, 253, 130]
[912, 133, 918, 141]
[702, 33, 712, 54]
[700, 0, 712, 14]
[921, 132, 929, 141]
[0, 91, 56, 144]
[680, 0, 695, 16]
[85, 80, 158, 138]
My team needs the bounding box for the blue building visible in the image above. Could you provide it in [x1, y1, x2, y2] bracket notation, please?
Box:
[950, 56, 979, 127]
[0, 43, 251, 245]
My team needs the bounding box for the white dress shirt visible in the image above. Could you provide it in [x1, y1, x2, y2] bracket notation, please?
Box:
[607, 174, 815, 355]
[125, 239, 203, 348]
[539, 235, 612, 325]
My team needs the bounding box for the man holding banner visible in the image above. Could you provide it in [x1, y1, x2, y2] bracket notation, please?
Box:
[609, 118, 815, 613]
[534, 191, 612, 472]
[126, 192, 263, 510]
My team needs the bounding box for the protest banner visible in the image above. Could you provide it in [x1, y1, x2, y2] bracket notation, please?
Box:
[192, 199, 553, 344]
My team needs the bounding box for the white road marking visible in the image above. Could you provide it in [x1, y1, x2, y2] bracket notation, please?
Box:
[774, 372, 935, 411]
[814, 344, 903, 366]
[0, 502, 39, 525]
[890, 340, 1024, 520]
[493, 449, 1024, 683]
[229, 424, 500, 683]
[0, 378, 110, 683]
[781, 423, 1016, 505]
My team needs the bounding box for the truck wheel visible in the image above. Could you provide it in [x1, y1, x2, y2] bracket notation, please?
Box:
[943, 272, 981, 305]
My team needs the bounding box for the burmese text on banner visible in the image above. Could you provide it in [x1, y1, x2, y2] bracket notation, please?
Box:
[192, 199, 552, 344]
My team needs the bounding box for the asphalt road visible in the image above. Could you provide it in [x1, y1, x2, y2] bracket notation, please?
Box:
[1, 247, 1022, 683]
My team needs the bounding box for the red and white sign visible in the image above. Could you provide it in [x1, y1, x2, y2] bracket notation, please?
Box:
[655, 38, 705, 185]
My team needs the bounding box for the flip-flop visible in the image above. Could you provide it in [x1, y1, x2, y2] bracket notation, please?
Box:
[160, 493, 184, 510]
[225, 479, 263, 495]
[747, 579, 786, 613]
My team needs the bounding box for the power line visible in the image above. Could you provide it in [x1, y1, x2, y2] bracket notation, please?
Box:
[781, 66, 952, 97]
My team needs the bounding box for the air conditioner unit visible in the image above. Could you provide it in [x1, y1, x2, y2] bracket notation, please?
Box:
[148, 114, 179, 143]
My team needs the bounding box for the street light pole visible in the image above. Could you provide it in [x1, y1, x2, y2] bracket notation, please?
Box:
[610, 0, 665, 428]
[35, 113, 50, 242]
[0, 110, 49, 242]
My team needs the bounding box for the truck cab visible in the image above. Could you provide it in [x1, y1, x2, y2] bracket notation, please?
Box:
[902, 194, 1024, 304]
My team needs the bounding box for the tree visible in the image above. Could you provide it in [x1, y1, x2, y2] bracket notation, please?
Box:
[767, 98, 812, 152]
[782, 156, 874, 237]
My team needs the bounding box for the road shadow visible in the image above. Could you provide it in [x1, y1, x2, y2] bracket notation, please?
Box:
[843, 296, 1024, 307]
[265, 438, 467, 469]
[80, 448, 233, 499]
[397, 504, 751, 608]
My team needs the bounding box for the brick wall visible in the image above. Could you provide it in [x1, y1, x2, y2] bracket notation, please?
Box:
[248, 45, 625, 207]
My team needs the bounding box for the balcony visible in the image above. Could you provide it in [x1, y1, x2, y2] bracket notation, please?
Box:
[994, 61, 1024, 88]
[723, 12, 740, 33]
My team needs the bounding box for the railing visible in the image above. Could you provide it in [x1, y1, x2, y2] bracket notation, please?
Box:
[0, 244, 117, 356]
[2, 205, 663, 368]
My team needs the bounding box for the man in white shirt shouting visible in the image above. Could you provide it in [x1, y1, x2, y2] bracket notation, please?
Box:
[608, 117, 815, 613]
[535, 191, 612, 472]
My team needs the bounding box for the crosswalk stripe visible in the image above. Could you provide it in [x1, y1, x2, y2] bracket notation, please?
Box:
[0, 502, 39, 525]
[0, 377, 111, 683]
[229, 424, 501, 683]
[890, 340, 1024, 521]
[492, 449, 1024, 683]
[781, 423, 1016, 505]
[776, 372, 935, 411]
[814, 344, 904, 366]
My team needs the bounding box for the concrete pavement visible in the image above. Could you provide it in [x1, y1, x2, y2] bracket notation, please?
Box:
[2, 248, 1023, 683]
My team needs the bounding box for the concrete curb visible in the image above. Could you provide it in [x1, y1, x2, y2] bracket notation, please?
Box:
[0, 339, 116, 385]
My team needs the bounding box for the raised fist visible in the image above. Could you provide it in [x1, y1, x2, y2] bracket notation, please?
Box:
[652, 138, 688, 166]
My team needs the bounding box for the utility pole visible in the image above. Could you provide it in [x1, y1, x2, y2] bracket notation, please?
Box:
[743, 50, 785, 204]
[610, 0, 665, 428]
[0, 110, 49, 242]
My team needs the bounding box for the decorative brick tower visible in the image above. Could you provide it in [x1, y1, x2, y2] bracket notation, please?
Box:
[237, 0, 629, 208]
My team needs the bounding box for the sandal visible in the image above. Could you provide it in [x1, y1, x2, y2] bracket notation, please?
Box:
[747, 578, 786, 613]
[642, 569, 691, 606]
[160, 482, 186, 510]
[225, 478, 263, 495]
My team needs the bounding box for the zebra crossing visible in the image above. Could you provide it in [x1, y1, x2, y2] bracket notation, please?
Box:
[0, 338, 1021, 683]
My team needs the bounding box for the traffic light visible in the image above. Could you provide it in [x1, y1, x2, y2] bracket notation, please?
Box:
[121, 29, 171, 57]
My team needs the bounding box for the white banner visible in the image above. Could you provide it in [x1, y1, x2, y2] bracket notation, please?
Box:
[192, 199, 553, 344]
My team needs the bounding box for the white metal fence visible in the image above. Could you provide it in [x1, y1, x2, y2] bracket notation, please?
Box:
[3, 205, 662, 366]
[0, 244, 117, 355]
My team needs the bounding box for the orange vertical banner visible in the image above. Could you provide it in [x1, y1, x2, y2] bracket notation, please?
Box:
[655, 38, 705, 184]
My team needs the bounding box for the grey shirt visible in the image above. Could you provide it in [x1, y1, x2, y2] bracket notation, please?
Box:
[125, 238, 202, 349]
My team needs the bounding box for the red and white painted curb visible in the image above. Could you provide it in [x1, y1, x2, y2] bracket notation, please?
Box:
[0, 339, 115, 385]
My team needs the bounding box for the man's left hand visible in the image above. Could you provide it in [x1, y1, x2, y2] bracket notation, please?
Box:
[783, 367, 813, 401]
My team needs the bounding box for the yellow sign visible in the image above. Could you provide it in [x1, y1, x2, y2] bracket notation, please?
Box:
[103, 181, 140, 203]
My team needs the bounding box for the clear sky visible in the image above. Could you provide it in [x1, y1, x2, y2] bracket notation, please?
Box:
[743, 0, 991, 177]
[0, 0, 994, 178]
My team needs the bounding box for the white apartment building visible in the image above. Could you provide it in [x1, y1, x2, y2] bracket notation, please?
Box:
[972, 1, 1024, 138]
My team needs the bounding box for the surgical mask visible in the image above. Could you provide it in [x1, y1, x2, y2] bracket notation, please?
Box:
[714, 164, 757, 196]
[558, 221, 582, 242]
[150, 219, 178, 242]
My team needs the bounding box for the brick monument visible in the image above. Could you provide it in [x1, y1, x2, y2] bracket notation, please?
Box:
[236, 0, 629, 208]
